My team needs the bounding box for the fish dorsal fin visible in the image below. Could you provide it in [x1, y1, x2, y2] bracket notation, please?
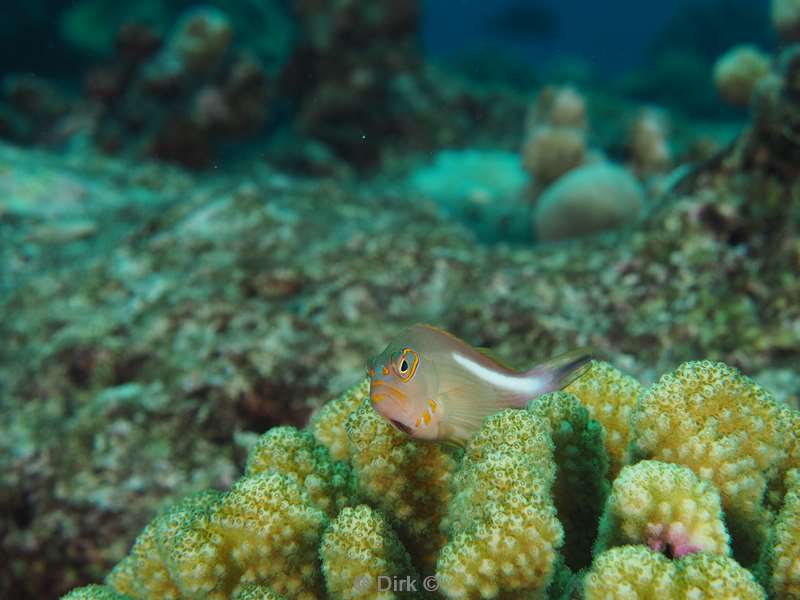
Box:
[415, 324, 471, 345]
[414, 324, 515, 369]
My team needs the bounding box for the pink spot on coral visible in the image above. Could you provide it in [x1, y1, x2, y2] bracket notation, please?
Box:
[645, 522, 703, 559]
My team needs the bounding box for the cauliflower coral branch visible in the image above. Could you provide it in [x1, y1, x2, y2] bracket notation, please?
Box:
[320, 504, 425, 599]
[436, 410, 562, 599]
[565, 360, 642, 479]
[528, 391, 609, 570]
[345, 398, 457, 572]
[767, 469, 800, 598]
[595, 460, 730, 559]
[584, 545, 765, 599]
[632, 360, 790, 564]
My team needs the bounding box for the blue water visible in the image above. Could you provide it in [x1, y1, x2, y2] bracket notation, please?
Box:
[423, 0, 682, 74]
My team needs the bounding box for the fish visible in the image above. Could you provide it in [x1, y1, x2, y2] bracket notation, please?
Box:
[367, 324, 591, 446]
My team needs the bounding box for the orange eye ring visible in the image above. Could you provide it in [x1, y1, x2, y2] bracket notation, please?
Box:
[396, 347, 419, 381]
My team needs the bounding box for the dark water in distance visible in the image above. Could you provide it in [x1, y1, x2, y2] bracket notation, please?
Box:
[423, 0, 684, 74]
[0, 0, 774, 81]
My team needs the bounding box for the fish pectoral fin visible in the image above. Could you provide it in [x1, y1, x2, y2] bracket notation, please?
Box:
[439, 387, 510, 445]
[437, 437, 466, 450]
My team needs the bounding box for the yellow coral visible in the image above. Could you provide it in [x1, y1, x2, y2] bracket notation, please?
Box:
[345, 399, 456, 572]
[245, 426, 354, 516]
[320, 504, 421, 599]
[232, 584, 288, 599]
[161, 508, 225, 598]
[108, 473, 326, 600]
[566, 360, 642, 479]
[457, 407, 553, 476]
[780, 405, 800, 477]
[585, 546, 764, 599]
[584, 545, 678, 599]
[528, 391, 609, 569]
[106, 490, 221, 599]
[206, 473, 326, 598]
[61, 585, 134, 599]
[679, 553, 765, 599]
[309, 378, 369, 461]
[632, 360, 789, 563]
[436, 410, 563, 599]
[104, 557, 138, 599]
[767, 405, 800, 511]
[596, 460, 730, 558]
[63, 360, 797, 600]
[770, 469, 800, 598]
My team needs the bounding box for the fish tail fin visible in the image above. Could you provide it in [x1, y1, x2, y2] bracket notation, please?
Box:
[526, 347, 593, 395]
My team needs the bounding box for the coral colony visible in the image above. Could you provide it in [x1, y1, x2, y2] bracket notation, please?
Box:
[63, 360, 799, 599]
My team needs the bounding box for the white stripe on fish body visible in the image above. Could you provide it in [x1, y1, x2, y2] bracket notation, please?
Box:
[451, 351, 546, 398]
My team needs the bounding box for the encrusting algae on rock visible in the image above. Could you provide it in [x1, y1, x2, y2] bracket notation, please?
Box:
[62, 358, 800, 599]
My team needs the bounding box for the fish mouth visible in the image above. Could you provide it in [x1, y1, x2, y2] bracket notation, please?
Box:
[388, 419, 413, 435]
[371, 380, 407, 401]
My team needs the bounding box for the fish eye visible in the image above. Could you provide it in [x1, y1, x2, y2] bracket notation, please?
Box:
[395, 348, 419, 381]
